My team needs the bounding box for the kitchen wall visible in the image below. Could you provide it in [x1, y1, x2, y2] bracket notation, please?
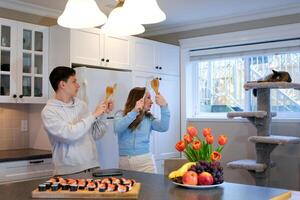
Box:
[0, 104, 29, 150]
[188, 120, 300, 191]
[145, 13, 300, 45]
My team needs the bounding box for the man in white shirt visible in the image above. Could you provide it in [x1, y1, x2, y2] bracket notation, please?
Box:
[42, 66, 112, 175]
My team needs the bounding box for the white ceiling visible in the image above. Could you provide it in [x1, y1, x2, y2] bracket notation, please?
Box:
[1, 0, 300, 36]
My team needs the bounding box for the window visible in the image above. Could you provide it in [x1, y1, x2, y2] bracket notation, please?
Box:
[186, 51, 300, 119]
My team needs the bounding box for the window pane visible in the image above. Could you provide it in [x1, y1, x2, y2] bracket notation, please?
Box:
[1, 25, 11, 47]
[1, 50, 10, 71]
[23, 53, 31, 73]
[23, 29, 32, 50]
[194, 58, 245, 114]
[0, 74, 10, 96]
[34, 54, 43, 74]
[249, 53, 300, 113]
[22, 76, 31, 96]
[34, 77, 42, 97]
[34, 31, 43, 51]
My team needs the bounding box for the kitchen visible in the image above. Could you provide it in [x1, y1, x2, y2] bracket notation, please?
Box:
[0, 0, 300, 199]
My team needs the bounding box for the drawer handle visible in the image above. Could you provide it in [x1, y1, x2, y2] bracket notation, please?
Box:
[29, 160, 44, 164]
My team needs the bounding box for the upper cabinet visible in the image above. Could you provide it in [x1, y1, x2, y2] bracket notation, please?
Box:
[0, 18, 48, 103]
[50, 26, 133, 70]
[133, 37, 179, 76]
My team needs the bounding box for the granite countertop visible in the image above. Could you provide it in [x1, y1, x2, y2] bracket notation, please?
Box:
[0, 169, 291, 200]
[0, 148, 52, 162]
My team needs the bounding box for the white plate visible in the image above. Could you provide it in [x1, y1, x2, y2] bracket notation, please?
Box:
[172, 181, 224, 189]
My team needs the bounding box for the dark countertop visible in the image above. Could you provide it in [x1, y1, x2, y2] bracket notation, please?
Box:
[0, 148, 52, 162]
[0, 169, 289, 200]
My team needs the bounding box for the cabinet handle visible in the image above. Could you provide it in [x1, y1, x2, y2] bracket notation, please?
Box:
[19, 94, 23, 98]
[106, 59, 110, 63]
[159, 67, 162, 70]
[13, 94, 17, 98]
[101, 58, 105, 62]
[155, 66, 159, 69]
[159, 77, 162, 80]
[29, 160, 44, 164]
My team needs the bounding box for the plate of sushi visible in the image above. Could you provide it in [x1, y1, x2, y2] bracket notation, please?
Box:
[32, 176, 141, 199]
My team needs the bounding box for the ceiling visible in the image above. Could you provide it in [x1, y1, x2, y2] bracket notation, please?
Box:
[1, 0, 300, 36]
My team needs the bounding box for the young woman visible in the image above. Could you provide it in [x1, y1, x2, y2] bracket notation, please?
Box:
[114, 87, 170, 173]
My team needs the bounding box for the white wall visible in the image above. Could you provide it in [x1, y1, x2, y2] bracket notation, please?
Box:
[28, 104, 51, 150]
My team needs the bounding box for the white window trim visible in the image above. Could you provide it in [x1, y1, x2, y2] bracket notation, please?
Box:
[180, 23, 300, 134]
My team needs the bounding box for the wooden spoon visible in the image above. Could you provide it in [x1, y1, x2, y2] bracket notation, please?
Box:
[105, 84, 116, 100]
[151, 78, 160, 95]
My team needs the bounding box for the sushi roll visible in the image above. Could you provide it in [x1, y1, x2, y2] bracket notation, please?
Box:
[50, 183, 59, 191]
[101, 178, 112, 184]
[98, 183, 107, 192]
[117, 184, 130, 193]
[38, 184, 46, 192]
[61, 183, 69, 190]
[77, 180, 86, 190]
[67, 178, 77, 185]
[69, 184, 78, 192]
[44, 182, 52, 190]
[111, 177, 121, 185]
[87, 182, 96, 191]
[107, 184, 117, 192]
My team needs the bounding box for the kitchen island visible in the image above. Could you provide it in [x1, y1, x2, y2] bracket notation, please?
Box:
[0, 169, 293, 200]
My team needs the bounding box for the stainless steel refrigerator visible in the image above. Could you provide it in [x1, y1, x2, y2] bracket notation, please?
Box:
[75, 66, 133, 169]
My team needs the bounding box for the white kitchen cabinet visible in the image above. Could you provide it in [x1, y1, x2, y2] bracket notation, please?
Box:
[0, 18, 49, 103]
[50, 26, 133, 70]
[133, 37, 179, 76]
[132, 71, 180, 174]
[0, 158, 53, 184]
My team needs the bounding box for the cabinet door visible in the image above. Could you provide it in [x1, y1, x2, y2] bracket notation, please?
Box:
[103, 35, 132, 69]
[156, 43, 179, 76]
[0, 19, 18, 103]
[133, 38, 156, 72]
[70, 28, 102, 66]
[152, 74, 180, 160]
[17, 23, 48, 103]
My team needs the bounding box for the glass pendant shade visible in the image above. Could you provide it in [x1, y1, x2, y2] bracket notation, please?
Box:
[58, 0, 107, 29]
[101, 7, 145, 37]
[123, 0, 166, 24]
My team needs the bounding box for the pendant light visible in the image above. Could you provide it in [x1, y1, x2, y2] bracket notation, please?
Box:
[58, 0, 107, 29]
[101, 0, 145, 37]
[123, 0, 166, 24]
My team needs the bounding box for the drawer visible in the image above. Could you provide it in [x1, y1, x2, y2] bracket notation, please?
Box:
[0, 158, 54, 184]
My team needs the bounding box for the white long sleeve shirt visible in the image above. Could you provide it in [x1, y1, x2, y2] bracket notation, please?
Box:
[41, 97, 107, 175]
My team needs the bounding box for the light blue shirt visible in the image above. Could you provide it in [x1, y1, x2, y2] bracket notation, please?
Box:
[114, 106, 170, 156]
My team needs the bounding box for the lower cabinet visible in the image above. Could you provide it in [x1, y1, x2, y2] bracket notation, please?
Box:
[0, 158, 53, 184]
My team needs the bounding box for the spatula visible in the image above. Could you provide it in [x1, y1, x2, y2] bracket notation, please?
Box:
[105, 83, 117, 100]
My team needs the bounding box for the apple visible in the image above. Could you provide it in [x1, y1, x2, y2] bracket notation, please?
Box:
[198, 172, 214, 185]
[182, 171, 198, 185]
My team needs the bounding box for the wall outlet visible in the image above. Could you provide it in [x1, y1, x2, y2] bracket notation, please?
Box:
[21, 120, 28, 132]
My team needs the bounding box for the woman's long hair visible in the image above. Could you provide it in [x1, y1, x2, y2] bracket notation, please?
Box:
[123, 87, 153, 130]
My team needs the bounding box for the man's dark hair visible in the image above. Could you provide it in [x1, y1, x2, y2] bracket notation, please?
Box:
[49, 66, 76, 91]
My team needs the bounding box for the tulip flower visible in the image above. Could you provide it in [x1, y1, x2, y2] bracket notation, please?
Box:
[175, 141, 185, 152]
[184, 133, 193, 143]
[192, 140, 201, 150]
[210, 151, 221, 161]
[218, 134, 228, 146]
[187, 126, 198, 137]
[202, 128, 212, 137]
[205, 134, 214, 144]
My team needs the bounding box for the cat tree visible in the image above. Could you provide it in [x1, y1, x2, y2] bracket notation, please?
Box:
[227, 82, 300, 186]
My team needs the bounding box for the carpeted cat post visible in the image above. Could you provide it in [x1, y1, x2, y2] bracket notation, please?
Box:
[227, 82, 300, 186]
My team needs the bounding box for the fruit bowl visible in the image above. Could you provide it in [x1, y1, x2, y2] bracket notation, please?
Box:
[169, 161, 224, 188]
[172, 181, 224, 189]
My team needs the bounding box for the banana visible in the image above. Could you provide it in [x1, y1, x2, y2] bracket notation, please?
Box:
[168, 162, 196, 179]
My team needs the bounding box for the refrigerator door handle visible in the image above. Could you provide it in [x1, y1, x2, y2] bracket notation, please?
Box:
[82, 79, 89, 105]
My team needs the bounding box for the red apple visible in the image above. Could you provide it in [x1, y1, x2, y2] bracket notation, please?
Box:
[198, 172, 214, 185]
[182, 171, 198, 185]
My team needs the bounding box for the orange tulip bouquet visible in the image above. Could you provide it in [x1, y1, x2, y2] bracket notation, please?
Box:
[169, 127, 228, 186]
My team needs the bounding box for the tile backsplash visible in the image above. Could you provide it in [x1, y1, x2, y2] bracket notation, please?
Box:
[0, 104, 29, 150]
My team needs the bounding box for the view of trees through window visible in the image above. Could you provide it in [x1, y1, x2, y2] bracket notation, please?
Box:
[192, 52, 300, 117]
